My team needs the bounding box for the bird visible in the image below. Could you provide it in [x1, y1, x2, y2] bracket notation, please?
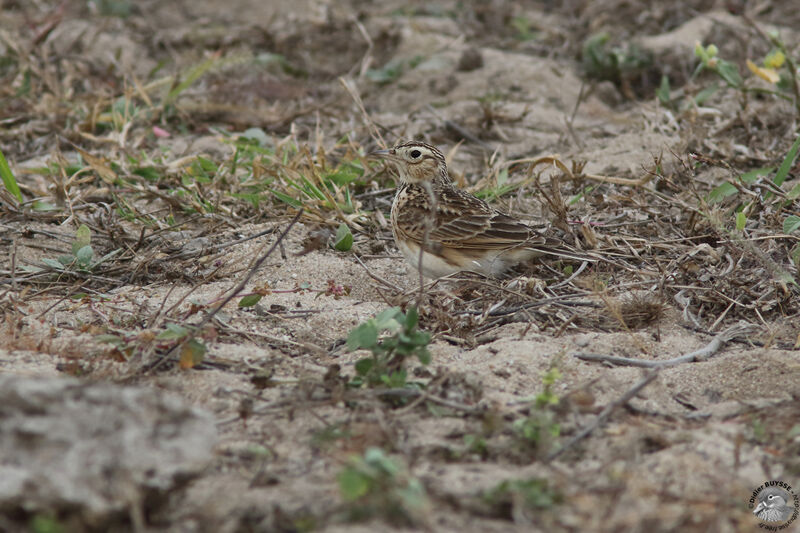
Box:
[753, 487, 794, 522]
[369, 140, 593, 278]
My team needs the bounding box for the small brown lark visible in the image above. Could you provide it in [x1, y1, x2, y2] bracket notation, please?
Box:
[370, 140, 592, 278]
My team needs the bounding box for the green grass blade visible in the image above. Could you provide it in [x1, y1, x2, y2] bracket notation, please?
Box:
[165, 56, 217, 104]
[0, 149, 22, 202]
[775, 134, 800, 186]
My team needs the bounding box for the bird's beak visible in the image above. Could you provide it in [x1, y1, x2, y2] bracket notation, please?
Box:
[368, 148, 395, 159]
[753, 502, 765, 515]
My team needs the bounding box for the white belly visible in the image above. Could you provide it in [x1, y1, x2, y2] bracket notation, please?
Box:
[396, 239, 461, 278]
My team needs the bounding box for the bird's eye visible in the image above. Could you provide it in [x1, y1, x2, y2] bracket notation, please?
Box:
[410, 149, 421, 159]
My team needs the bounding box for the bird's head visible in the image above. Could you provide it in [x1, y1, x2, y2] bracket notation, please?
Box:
[754, 487, 790, 514]
[369, 141, 450, 185]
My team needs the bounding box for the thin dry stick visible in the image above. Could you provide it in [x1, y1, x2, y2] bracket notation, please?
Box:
[546, 369, 659, 462]
[374, 388, 480, 413]
[573, 321, 757, 368]
[339, 77, 386, 148]
[10, 238, 17, 291]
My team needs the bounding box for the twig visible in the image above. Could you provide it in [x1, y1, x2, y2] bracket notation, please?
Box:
[354, 254, 398, 290]
[339, 77, 386, 148]
[573, 321, 757, 368]
[545, 369, 659, 462]
[564, 82, 586, 149]
[373, 388, 480, 414]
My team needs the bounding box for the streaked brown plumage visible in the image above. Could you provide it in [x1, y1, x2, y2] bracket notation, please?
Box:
[369, 140, 592, 278]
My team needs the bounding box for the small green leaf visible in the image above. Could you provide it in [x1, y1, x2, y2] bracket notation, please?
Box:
[775, 135, 800, 186]
[157, 323, 189, 340]
[238, 294, 263, 308]
[179, 338, 207, 369]
[787, 182, 800, 200]
[42, 258, 65, 270]
[31, 200, 59, 212]
[735, 211, 747, 231]
[784, 215, 800, 234]
[740, 167, 774, 184]
[374, 307, 402, 329]
[715, 59, 742, 88]
[693, 83, 718, 105]
[334, 223, 353, 251]
[416, 348, 431, 365]
[354, 358, 375, 376]
[338, 468, 369, 501]
[405, 306, 419, 330]
[239, 127, 270, 147]
[95, 334, 124, 346]
[347, 323, 378, 351]
[707, 182, 738, 203]
[72, 224, 91, 255]
[75, 245, 94, 266]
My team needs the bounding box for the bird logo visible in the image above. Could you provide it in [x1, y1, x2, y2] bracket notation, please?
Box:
[749, 483, 798, 526]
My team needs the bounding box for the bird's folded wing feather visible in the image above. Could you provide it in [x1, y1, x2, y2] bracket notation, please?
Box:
[395, 188, 544, 249]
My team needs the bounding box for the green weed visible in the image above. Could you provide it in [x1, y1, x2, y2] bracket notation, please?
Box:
[337, 447, 429, 525]
[513, 367, 562, 455]
[482, 478, 561, 519]
[346, 307, 431, 389]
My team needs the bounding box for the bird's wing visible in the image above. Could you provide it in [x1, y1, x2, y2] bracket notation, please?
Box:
[395, 186, 542, 249]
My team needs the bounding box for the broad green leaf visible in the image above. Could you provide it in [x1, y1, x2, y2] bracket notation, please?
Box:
[784, 215, 800, 234]
[179, 338, 207, 369]
[334, 223, 353, 251]
[238, 294, 263, 308]
[0, 148, 22, 202]
[775, 135, 800, 186]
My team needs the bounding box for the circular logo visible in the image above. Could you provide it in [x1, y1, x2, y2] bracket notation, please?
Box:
[749, 480, 798, 529]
